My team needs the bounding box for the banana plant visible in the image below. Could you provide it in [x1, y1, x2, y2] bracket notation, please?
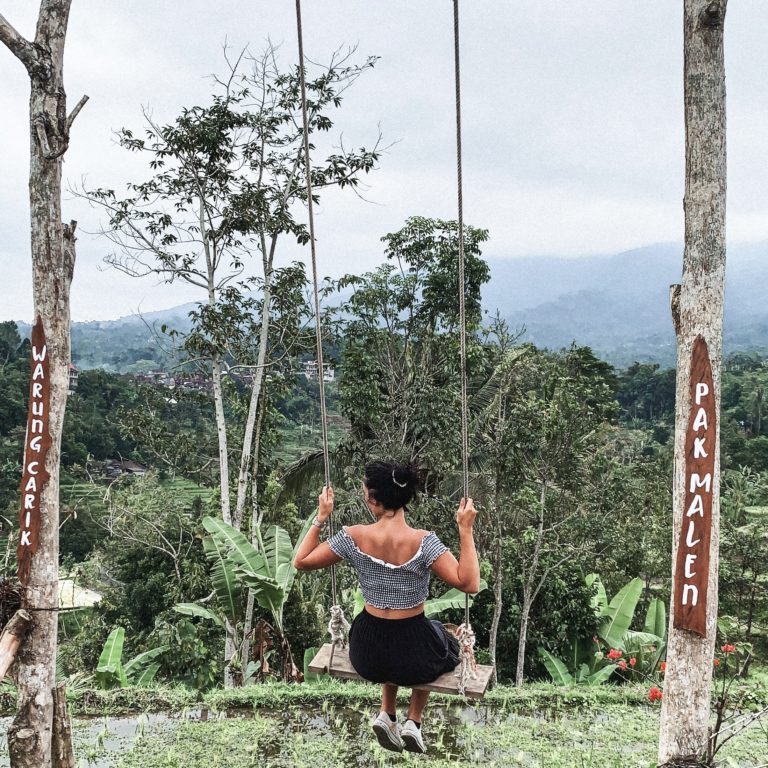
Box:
[538, 574, 667, 685]
[95, 628, 167, 689]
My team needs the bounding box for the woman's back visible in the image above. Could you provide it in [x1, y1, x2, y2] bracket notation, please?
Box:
[345, 523, 430, 567]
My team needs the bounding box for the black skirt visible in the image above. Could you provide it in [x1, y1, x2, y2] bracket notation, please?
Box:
[348, 608, 460, 686]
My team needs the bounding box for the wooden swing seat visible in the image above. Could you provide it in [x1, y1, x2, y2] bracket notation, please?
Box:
[308, 643, 494, 699]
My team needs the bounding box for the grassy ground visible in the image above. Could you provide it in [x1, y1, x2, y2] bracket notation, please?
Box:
[4, 680, 765, 768]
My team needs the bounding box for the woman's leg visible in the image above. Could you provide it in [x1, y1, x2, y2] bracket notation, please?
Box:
[406, 688, 430, 723]
[381, 683, 398, 716]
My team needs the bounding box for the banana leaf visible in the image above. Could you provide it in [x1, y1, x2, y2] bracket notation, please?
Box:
[424, 580, 488, 618]
[134, 663, 161, 686]
[353, 588, 365, 617]
[585, 573, 608, 615]
[124, 646, 168, 680]
[202, 536, 242, 623]
[263, 525, 296, 592]
[538, 647, 574, 685]
[202, 516, 265, 572]
[96, 628, 125, 675]
[623, 631, 663, 653]
[598, 577, 643, 650]
[586, 664, 617, 686]
[235, 570, 286, 617]
[173, 603, 225, 628]
[643, 597, 667, 640]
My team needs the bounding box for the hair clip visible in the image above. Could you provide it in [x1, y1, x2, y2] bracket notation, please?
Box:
[392, 468, 408, 488]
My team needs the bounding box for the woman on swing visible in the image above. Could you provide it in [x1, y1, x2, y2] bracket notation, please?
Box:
[294, 460, 479, 754]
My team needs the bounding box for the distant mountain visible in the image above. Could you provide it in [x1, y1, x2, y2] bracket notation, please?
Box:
[483, 243, 768, 367]
[11, 243, 768, 371]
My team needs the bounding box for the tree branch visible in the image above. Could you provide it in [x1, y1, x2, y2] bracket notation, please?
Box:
[0, 12, 39, 72]
[66, 94, 89, 132]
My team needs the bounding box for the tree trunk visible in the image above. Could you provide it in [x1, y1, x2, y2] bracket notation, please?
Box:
[241, 390, 268, 676]
[515, 481, 547, 687]
[0, 4, 84, 765]
[233, 263, 272, 531]
[515, 588, 532, 687]
[488, 494, 503, 685]
[658, 1, 727, 763]
[210, 353, 231, 526]
[51, 683, 75, 768]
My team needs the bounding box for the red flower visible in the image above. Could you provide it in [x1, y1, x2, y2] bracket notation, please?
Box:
[607, 649, 622, 660]
[629, 658, 637, 667]
[713, 658, 720, 666]
[660, 661, 667, 673]
[649, 686, 663, 702]
[720, 644, 736, 654]
[618, 660, 628, 670]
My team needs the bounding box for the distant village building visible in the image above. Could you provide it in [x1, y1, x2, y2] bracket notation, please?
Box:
[302, 360, 335, 382]
[68, 363, 79, 392]
[103, 459, 148, 481]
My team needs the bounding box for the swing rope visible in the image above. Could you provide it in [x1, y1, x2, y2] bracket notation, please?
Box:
[294, 0, 344, 647]
[453, 0, 478, 696]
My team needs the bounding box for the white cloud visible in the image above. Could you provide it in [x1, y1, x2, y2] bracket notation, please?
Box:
[1, 0, 767, 321]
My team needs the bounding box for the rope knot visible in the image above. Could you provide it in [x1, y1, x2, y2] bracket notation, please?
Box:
[455, 621, 478, 696]
[328, 604, 351, 649]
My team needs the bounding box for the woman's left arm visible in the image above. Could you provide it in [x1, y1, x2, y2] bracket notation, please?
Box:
[293, 486, 343, 571]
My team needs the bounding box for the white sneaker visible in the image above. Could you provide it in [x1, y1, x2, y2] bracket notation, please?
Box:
[372, 711, 403, 752]
[401, 719, 426, 754]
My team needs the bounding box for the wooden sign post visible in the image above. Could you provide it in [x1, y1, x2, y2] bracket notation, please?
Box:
[673, 336, 716, 636]
[17, 316, 52, 586]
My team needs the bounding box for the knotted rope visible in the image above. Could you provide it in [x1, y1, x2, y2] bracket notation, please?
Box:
[455, 622, 478, 696]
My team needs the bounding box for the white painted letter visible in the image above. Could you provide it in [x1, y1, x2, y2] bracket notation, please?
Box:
[30, 436, 42, 452]
[20, 531, 31, 546]
[32, 401, 44, 417]
[692, 407, 709, 432]
[27, 461, 39, 476]
[685, 520, 701, 547]
[32, 363, 45, 380]
[682, 583, 699, 607]
[32, 382, 43, 398]
[689, 473, 712, 494]
[695, 382, 709, 405]
[686, 495, 705, 517]
[23, 477, 37, 493]
[31, 419, 43, 435]
[24, 494, 35, 510]
[693, 436, 708, 459]
[31, 344, 47, 361]
[684, 553, 698, 578]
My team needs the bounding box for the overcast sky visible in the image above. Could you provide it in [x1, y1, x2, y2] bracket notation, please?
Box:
[2, 1, 767, 322]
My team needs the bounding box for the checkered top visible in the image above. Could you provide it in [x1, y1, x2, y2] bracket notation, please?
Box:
[327, 526, 449, 610]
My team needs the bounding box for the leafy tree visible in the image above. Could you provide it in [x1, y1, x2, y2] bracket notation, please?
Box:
[81, 45, 381, 686]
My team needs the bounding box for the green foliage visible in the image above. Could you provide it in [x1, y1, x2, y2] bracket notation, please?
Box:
[95, 628, 167, 689]
[539, 575, 665, 686]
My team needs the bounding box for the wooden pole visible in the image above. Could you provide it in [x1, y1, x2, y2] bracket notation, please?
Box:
[51, 682, 75, 768]
[658, 1, 728, 764]
[0, 610, 32, 680]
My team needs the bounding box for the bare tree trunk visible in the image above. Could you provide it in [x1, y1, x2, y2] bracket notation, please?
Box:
[515, 481, 546, 687]
[0, 4, 85, 765]
[241, 391, 268, 676]
[488, 492, 503, 686]
[51, 683, 75, 768]
[233, 263, 272, 531]
[658, 1, 727, 764]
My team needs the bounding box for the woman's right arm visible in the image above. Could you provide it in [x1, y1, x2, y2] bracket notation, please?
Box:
[430, 497, 480, 593]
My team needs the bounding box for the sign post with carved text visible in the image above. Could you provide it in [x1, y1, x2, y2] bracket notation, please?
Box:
[673, 336, 715, 636]
[17, 316, 52, 585]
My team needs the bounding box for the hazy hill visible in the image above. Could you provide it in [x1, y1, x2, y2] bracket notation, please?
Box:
[12, 242, 768, 371]
[484, 243, 768, 367]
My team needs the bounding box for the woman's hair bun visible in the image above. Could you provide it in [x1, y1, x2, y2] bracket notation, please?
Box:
[364, 460, 420, 510]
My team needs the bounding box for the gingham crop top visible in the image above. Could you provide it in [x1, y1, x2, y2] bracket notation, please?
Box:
[327, 526, 449, 610]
